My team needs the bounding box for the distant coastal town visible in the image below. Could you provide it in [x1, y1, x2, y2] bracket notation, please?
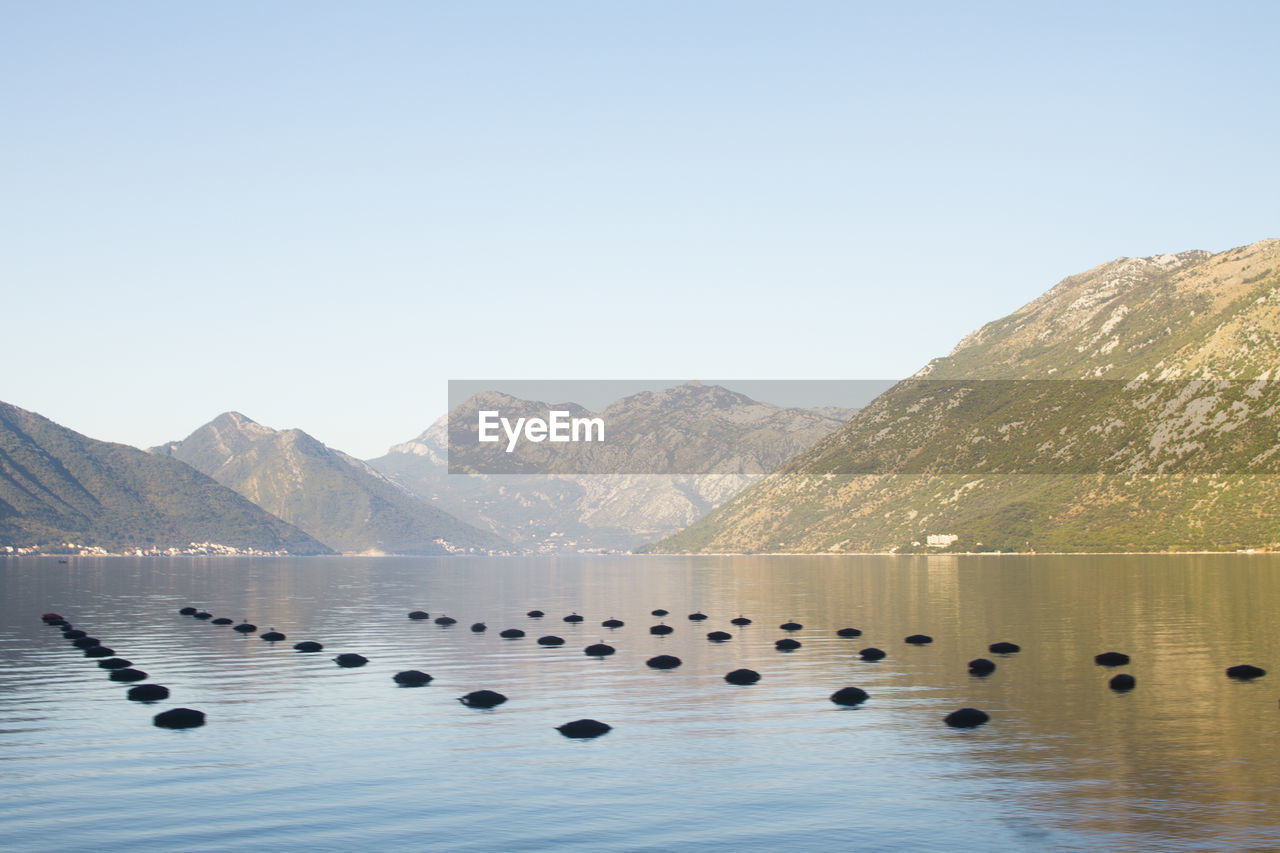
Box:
[2, 542, 296, 557]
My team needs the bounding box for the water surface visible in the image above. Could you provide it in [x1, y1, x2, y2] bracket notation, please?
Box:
[1, 555, 1277, 850]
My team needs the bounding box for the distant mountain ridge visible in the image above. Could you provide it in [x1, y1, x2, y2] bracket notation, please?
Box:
[371, 382, 853, 551]
[0, 401, 329, 553]
[153, 412, 506, 555]
[649, 239, 1280, 554]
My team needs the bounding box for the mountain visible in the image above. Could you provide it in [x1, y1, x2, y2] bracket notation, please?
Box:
[369, 383, 853, 551]
[648, 239, 1280, 554]
[152, 413, 506, 555]
[0, 401, 329, 553]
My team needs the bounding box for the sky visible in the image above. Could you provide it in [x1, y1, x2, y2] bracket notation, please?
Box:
[4, 1, 1278, 458]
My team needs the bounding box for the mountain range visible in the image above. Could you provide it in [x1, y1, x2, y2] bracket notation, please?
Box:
[369, 383, 853, 551]
[648, 239, 1280, 553]
[152, 412, 506, 555]
[0, 401, 329, 554]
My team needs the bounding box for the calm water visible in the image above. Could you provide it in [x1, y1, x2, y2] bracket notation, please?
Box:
[1, 554, 1277, 851]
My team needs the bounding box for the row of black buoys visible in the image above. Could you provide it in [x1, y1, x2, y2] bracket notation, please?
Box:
[49, 612, 195, 725]
[394, 670, 433, 686]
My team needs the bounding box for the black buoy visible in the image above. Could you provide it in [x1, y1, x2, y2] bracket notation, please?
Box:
[836, 628, 862, 638]
[904, 634, 933, 645]
[178, 607, 197, 616]
[154, 708, 205, 729]
[989, 641, 1021, 654]
[859, 647, 886, 661]
[780, 621, 803, 632]
[651, 609, 669, 617]
[334, 653, 368, 668]
[650, 624, 673, 636]
[1109, 673, 1136, 691]
[293, 641, 324, 652]
[602, 618, 624, 629]
[830, 686, 869, 707]
[564, 613, 585, 623]
[194, 612, 213, 620]
[71, 637, 100, 648]
[63, 629, 87, 640]
[1227, 664, 1266, 680]
[776, 638, 801, 651]
[211, 617, 233, 625]
[408, 611, 430, 620]
[537, 635, 565, 646]
[110, 668, 147, 682]
[969, 658, 997, 675]
[527, 610, 544, 618]
[688, 612, 708, 621]
[646, 654, 682, 669]
[233, 622, 257, 634]
[556, 719, 611, 739]
[1095, 651, 1130, 667]
[127, 684, 170, 702]
[42, 612, 66, 624]
[470, 622, 487, 632]
[725, 668, 761, 685]
[945, 708, 989, 728]
[97, 658, 133, 670]
[260, 630, 286, 642]
[84, 646, 115, 657]
[500, 628, 526, 639]
[730, 616, 752, 626]
[435, 616, 457, 626]
[394, 670, 433, 686]
[707, 631, 732, 642]
[459, 689, 507, 709]
[584, 643, 615, 657]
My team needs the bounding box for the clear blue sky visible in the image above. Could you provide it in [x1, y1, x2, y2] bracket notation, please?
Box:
[4, 1, 1277, 458]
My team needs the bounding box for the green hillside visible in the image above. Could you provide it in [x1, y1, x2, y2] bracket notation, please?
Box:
[648, 239, 1280, 554]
